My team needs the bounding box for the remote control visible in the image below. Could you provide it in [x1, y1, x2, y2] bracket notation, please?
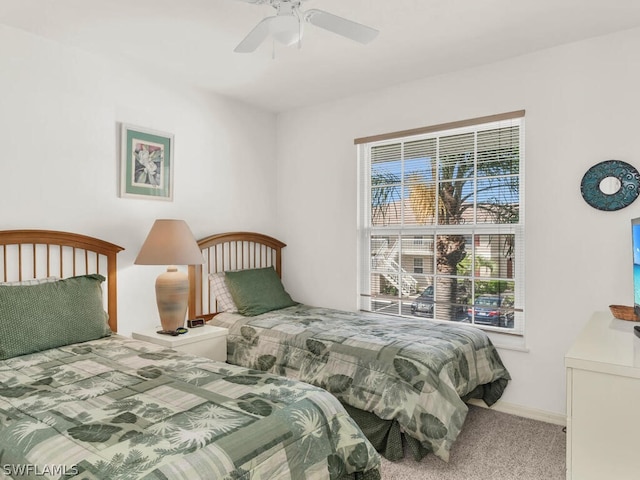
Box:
[634, 325, 640, 339]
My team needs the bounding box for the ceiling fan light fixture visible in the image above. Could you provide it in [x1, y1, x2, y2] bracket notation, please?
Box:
[269, 15, 301, 46]
[234, 0, 378, 53]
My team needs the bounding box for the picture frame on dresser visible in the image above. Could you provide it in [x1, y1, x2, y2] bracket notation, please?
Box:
[120, 123, 174, 201]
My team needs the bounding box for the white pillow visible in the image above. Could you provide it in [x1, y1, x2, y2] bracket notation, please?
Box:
[0, 276, 60, 286]
[208, 272, 238, 312]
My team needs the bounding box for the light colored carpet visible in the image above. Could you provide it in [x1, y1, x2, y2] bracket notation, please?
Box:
[379, 405, 566, 480]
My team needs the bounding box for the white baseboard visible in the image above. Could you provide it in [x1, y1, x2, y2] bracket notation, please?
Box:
[467, 398, 566, 426]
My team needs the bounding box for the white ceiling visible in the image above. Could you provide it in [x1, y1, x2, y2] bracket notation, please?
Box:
[2, 0, 640, 112]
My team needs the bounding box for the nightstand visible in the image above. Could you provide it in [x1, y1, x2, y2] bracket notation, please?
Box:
[132, 324, 228, 362]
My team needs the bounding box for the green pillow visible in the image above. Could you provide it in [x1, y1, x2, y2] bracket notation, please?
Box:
[0, 274, 111, 359]
[225, 267, 296, 316]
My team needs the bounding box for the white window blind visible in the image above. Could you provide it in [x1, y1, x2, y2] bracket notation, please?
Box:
[357, 111, 525, 335]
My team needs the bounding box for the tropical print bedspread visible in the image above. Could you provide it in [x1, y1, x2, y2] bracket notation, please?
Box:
[211, 305, 511, 462]
[0, 336, 380, 480]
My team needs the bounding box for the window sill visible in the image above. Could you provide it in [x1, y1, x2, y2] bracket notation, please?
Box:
[486, 330, 528, 352]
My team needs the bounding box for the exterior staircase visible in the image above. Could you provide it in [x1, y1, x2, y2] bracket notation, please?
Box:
[371, 238, 418, 296]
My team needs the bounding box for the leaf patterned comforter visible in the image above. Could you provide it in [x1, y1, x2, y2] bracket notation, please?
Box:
[0, 336, 380, 480]
[211, 305, 511, 462]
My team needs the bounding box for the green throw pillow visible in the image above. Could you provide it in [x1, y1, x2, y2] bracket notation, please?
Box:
[0, 274, 111, 359]
[225, 267, 296, 316]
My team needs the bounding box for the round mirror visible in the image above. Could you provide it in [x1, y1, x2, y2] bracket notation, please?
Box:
[580, 160, 640, 211]
[599, 176, 622, 195]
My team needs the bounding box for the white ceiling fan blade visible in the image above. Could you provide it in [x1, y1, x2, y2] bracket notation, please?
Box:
[304, 9, 378, 44]
[234, 17, 273, 53]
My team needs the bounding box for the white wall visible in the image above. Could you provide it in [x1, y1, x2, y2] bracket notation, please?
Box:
[276, 27, 640, 417]
[0, 25, 278, 336]
[4, 18, 640, 418]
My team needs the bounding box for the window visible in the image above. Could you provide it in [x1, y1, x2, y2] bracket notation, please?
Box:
[413, 258, 423, 274]
[357, 111, 524, 334]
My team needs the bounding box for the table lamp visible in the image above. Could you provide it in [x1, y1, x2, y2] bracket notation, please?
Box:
[135, 219, 204, 333]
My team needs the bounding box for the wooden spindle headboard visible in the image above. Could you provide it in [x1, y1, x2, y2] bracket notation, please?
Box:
[188, 232, 285, 320]
[0, 230, 124, 332]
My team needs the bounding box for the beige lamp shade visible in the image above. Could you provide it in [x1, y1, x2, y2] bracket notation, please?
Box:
[135, 219, 204, 333]
[134, 219, 204, 266]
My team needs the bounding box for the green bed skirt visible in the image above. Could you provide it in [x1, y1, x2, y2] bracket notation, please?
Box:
[342, 468, 381, 480]
[342, 404, 430, 462]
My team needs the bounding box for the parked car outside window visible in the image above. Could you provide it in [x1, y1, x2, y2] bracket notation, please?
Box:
[411, 286, 434, 316]
[467, 295, 514, 328]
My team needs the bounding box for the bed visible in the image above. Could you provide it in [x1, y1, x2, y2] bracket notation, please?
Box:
[0, 229, 380, 480]
[188, 232, 511, 463]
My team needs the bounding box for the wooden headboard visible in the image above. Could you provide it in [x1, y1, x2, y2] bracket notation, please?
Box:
[0, 230, 124, 332]
[188, 232, 285, 320]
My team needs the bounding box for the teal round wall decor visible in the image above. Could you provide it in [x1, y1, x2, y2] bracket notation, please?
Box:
[580, 160, 640, 211]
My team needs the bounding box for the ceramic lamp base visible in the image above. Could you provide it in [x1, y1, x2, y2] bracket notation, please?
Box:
[155, 266, 189, 332]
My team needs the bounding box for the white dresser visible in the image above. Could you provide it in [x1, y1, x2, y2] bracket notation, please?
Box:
[565, 311, 640, 480]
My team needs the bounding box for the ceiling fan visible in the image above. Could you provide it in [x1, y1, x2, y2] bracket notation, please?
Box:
[234, 0, 379, 53]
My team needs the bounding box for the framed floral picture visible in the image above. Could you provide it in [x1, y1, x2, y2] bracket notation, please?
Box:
[120, 124, 174, 201]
